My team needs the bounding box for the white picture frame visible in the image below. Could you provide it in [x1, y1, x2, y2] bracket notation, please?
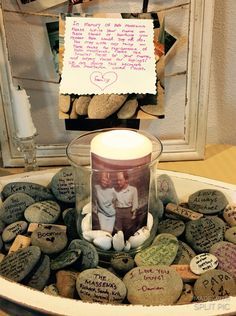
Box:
[0, 0, 215, 166]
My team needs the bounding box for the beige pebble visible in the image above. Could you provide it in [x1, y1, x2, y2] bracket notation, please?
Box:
[56, 270, 78, 298]
[59, 95, 70, 113]
[8, 235, 31, 254]
[28, 223, 67, 233]
[171, 265, 199, 282]
[74, 96, 91, 115]
[59, 111, 69, 119]
[117, 99, 138, 119]
[0, 253, 5, 263]
[69, 101, 78, 119]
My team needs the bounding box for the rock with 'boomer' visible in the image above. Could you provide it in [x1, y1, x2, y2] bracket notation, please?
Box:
[123, 265, 183, 305]
[76, 268, 127, 304]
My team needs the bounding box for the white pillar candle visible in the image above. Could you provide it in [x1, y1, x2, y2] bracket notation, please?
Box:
[90, 129, 153, 241]
[10, 85, 37, 138]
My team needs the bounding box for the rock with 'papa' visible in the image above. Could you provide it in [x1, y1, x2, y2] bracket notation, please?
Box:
[123, 265, 183, 305]
[76, 268, 127, 304]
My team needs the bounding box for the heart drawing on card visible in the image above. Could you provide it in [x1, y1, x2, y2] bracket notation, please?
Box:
[90, 71, 118, 91]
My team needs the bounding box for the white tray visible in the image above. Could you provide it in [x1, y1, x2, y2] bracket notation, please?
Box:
[0, 169, 236, 316]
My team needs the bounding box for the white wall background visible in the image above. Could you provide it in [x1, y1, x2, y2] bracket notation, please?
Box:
[207, 0, 236, 144]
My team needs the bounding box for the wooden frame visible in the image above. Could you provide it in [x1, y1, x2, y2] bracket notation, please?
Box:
[0, 0, 215, 166]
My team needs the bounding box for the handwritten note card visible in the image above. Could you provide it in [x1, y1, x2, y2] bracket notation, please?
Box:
[60, 17, 156, 95]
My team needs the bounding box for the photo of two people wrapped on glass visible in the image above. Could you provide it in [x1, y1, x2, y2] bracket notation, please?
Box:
[91, 167, 150, 241]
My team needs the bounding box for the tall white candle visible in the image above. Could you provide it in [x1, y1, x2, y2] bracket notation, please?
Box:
[10, 85, 37, 138]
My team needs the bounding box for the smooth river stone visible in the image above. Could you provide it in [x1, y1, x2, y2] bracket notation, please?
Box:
[68, 239, 99, 271]
[0, 220, 5, 234]
[2, 221, 28, 243]
[50, 167, 76, 203]
[185, 217, 226, 253]
[50, 249, 82, 270]
[110, 252, 135, 276]
[123, 265, 183, 305]
[188, 189, 228, 214]
[24, 200, 61, 224]
[8, 235, 31, 254]
[88, 94, 128, 119]
[173, 241, 196, 265]
[210, 241, 236, 280]
[135, 235, 179, 266]
[1, 182, 54, 202]
[225, 226, 236, 244]
[62, 208, 78, 241]
[157, 219, 185, 237]
[56, 270, 79, 298]
[223, 204, 236, 226]
[0, 246, 41, 282]
[176, 284, 194, 305]
[74, 95, 91, 115]
[0, 193, 35, 224]
[26, 255, 50, 290]
[117, 98, 138, 119]
[190, 253, 218, 275]
[193, 269, 236, 301]
[31, 225, 68, 254]
[76, 268, 127, 304]
[156, 174, 179, 205]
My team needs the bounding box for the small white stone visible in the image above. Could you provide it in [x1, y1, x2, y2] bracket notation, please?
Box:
[123, 241, 131, 251]
[82, 202, 92, 215]
[128, 226, 150, 248]
[93, 236, 112, 250]
[83, 230, 112, 242]
[190, 253, 219, 275]
[112, 231, 125, 251]
[81, 213, 92, 232]
[147, 212, 153, 231]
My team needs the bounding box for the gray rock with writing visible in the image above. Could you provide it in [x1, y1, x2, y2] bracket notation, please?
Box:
[210, 241, 236, 280]
[185, 217, 226, 253]
[1, 182, 54, 202]
[68, 239, 99, 271]
[76, 268, 127, 304]
[50, 249, 82, 270]
[0, 246, 41, 282]
[2, 221, 28, 243]
[26, 255, 51, 290]
[225, 226, 236, 244]
[173, 240, 196, 264]
[188, 189, 228, 214]
[117, 98, 138, 119]
[157, 174, 179, 205]
[157, 219, 185, 237]
[74, 96, 91, 115]
[0, 193, 35, 224]
[24, 200, 61, 224]
[31, 225, 68, 254]
[193, 269, 236, 301]
[110, 252, 135, 276]
[88, 94, 128, 119]
[50, 167, 76, 203]
[135, 234, 179, 266]
[123, 265, 183, 305]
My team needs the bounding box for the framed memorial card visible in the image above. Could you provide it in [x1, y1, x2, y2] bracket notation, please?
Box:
[0, 0, 215, 166]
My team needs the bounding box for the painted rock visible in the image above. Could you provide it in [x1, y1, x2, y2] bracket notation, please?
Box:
[88, 94, 128, 119]
[31, 225, 68, 254]
[223, 204, 236, 226]
[185, 217, 226, 253]
[210, 241, 236, 280]
[0, 246, 41, 282]
[165, 203, 203, 221]
[173, 241, 196, 265]
[1, 182, 54, 202]
[68, 239, 99, 270]
[157, 218, 185, 237]
[188, 189, 228, 214]
[26, 255, 51, 290]
[24, 200, 61, 224]
[190, 253, 218, 275]
[8, 235, 31, 254]
[123, 265, 183, 305]
[2, 221, 28, 243]
[157, 174, 179, 205]
[110, 252, 135, 276]
[135, 235, 179, 266]
[76, 268, 127, 304]
[50, 167, 76, 203]
[50, 249, 82, 270]
[0, 193, 34, 224]
[56, 270, 78, 298]
[194, 269, 236, 301]
[224, 226, 236, 244]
